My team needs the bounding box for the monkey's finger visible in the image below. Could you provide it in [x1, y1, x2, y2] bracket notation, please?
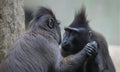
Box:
[87, 48, 96, 54]
[84, 46, 94, 53]
[86, 42, 97, 50]
[91, 41, 98, 48]
[86, 52, 93, 56]
[87, 49, 95, 55]
[86, 48, 97, 56]
[86, 45, 96, 52]
[87, 41, 97, 47]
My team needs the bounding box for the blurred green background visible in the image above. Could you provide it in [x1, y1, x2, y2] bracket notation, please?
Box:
[25, 0, 120, 45]
[24, 0, 120, 71]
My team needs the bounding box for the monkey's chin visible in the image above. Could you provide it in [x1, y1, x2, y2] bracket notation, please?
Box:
[62, 46, 73, 52]
[61, 50, 73, 57]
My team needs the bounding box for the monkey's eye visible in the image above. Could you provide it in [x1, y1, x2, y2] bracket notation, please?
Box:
[47, 18, 55, 29]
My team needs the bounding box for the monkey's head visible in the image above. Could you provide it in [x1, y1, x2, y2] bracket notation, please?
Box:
[62, 7, 92, 55]
[30, 7, 61, 44]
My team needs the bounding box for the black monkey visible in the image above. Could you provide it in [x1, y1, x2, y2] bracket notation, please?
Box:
[0, 7, 97, 72]
[61, 7, 115, 72]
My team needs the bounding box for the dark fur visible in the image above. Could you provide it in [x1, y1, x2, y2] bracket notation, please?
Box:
[0, 7, 97, 72]
[61, 7, 115, 72]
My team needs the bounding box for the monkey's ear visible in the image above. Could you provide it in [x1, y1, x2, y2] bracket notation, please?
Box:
[47, 18, 55, 29]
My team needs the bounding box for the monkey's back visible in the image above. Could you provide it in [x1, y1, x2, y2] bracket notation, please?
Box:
[2, 33, 58, 72]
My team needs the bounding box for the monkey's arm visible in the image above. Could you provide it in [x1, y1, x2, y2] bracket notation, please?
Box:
[95, 41, 115, 72]
[55, 41, 97, 72]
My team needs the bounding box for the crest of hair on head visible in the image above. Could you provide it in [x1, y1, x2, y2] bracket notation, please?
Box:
[70, 6, 89, 28]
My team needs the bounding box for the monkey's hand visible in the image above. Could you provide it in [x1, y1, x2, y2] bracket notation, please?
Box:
[83, 41, 98, 57]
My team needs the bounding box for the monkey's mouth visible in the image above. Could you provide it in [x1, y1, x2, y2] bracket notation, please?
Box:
[62, 45, 73, 52]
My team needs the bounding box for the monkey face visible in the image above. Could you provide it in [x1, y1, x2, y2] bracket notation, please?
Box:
[62, 27, 90, 54]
